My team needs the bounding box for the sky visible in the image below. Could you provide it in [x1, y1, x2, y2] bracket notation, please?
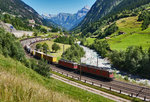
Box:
[22, 0, 96, 15]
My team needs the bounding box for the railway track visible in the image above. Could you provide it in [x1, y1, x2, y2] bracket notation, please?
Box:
[50, 64, 150, 101]
[21, 38, 150, 101]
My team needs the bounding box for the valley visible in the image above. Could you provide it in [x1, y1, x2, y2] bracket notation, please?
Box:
[42, 6, 90, 30]
[0, 0, 150, 102]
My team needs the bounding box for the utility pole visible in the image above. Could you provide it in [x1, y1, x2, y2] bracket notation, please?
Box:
[63, 45, 65, 59]
[63, 45, 65, 53]
[80, 59, 82, 80]
[97, 56, 99, 67]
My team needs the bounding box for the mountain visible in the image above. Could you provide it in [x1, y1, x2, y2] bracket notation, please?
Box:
[42, 6, 90, 30]
[79, 0, 123, 28]
[74, 0, 150, 34]
[0, 0, 44, 24]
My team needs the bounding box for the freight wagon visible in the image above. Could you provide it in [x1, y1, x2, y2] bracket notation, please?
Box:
[43, 54, 57, 63]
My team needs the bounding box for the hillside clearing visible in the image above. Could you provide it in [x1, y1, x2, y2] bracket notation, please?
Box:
[105, 16, 150, 51]
[108, 33, 150, 51]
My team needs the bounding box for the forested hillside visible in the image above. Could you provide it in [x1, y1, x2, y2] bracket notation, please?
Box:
[74, 0, 150, 36]
[0, 0, 43, 24]
[0, 0, 60, 31]
[77, 0, 122, 28]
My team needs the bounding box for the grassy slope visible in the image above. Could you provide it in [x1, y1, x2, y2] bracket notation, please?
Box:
[85, 16, 150, 51]
[0, 54, 114, 102]
[31, 40, 70, 61]
[86, 38, 96, 45]
[107, 16, 150, 51]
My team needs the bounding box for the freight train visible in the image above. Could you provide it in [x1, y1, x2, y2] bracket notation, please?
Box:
[24, 44, 114, 80]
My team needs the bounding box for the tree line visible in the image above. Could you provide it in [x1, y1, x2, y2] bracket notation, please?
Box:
[0, 28, 25, 61]
[0, 14, 33, 31]
[138, 11, 150, 30]
[54, 36, 75, 45]
[36, 43, 61, 53]
[62, 44, 85, 63]
[0, 27, 50, 77]
[109, 46, 150, 79]
[81, 39, 110, 58]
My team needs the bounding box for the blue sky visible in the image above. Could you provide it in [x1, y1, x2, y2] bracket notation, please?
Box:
[22, 0, 96, 15]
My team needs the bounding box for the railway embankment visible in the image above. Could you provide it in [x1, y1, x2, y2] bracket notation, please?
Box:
[51, 74, 131, 102]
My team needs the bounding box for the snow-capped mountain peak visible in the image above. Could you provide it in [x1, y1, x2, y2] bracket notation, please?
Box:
[41, 6, 90, 30]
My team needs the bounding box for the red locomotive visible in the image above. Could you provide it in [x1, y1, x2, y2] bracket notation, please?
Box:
[58, 60, 114, 80]
[78, 64, 114, 79]
[58, 59, 78, 69]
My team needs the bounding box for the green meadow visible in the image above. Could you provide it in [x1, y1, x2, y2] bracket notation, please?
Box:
[86, 16, 150, 51]
[107, 16, 150, 51]
[31, 40, 71, 61]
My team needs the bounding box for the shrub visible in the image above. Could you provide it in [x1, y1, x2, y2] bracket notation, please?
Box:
[36, 43, 42, 50]
[138, 11, 150, 30]
[90, 40, 110, 58]
[62, 44, 85, 63]
[52, 43, 61, 52]
[42, 43, 49, 54]
[0, 28, 25, 62]
[54, 36, 75, 45]
[36, 60, 50, 77]
[102, 23, 118, 38]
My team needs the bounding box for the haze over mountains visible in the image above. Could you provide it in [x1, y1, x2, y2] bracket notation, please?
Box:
[41, 6, 90, 30]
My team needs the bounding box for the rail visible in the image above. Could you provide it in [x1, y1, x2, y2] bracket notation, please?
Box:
[51, 69, 150, 101]
[21, 37, 150, 102]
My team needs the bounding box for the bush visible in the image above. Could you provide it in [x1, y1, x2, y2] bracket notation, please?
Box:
[124, 76, 129, 81]
[42, 43, 49, 54]
[54, 36, 75, 45]
[36, 43, 42, 50]
[27, 58, 51, 78]
[51, 27, 60, 32]
[90, 40, 110, 58]
[35, 60, 51, 78]
[33, 31, 38, 36]
[0, 28, 25, 62]
[138, 11, 150, 30]
[62, 44, 85, 63]
[52, 43, 60, 52]
[40, 28, 47, 33]
[102, 23, 118, 38]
